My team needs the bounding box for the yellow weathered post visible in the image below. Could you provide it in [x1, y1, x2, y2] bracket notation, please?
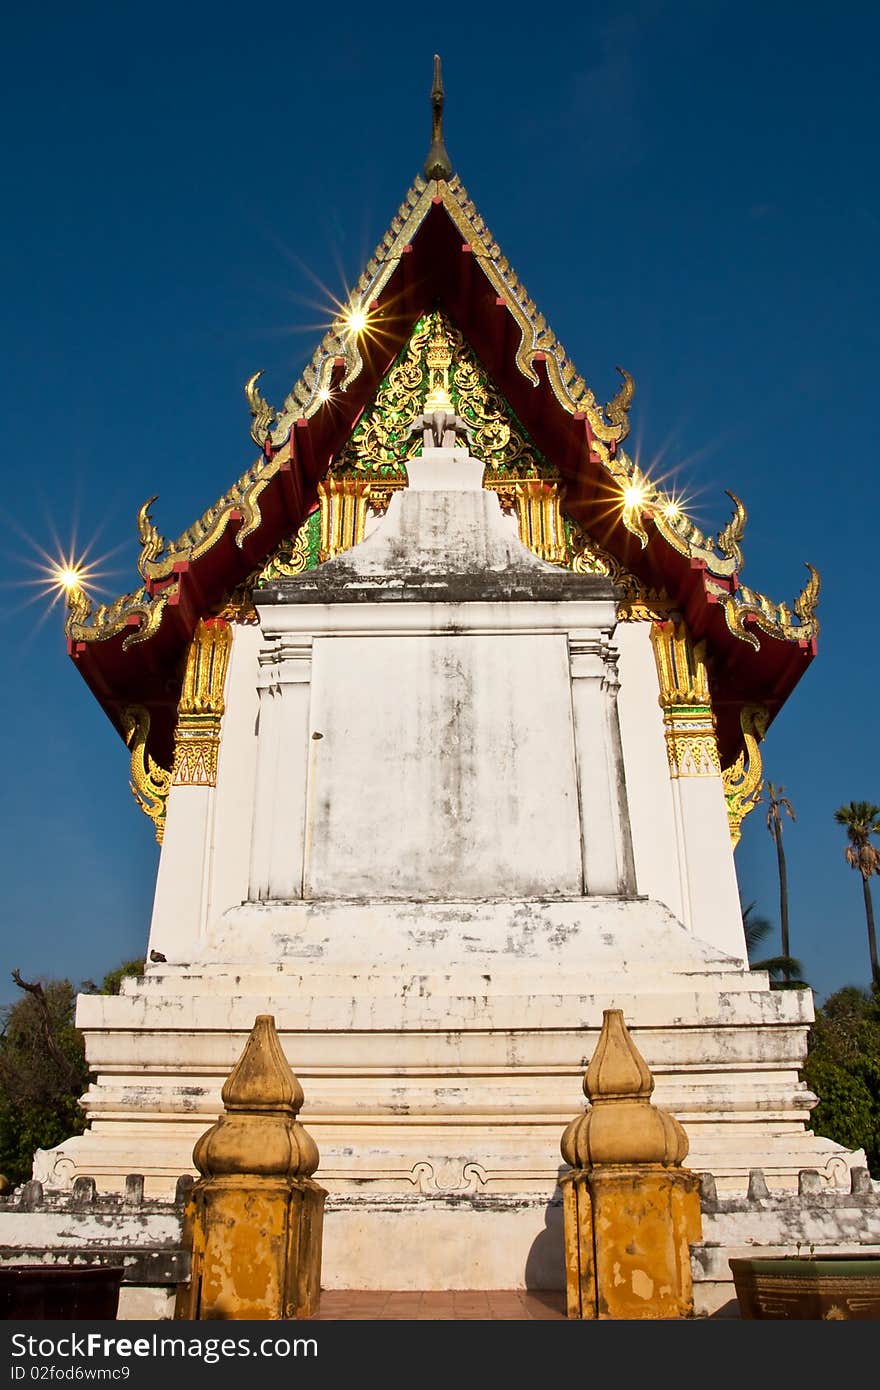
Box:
[561, 1008, 702, 1319]
[180, 1015, 326, 1320]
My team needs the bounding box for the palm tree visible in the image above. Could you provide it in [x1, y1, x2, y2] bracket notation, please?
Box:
[765, 783, 796, 983]
[833, 801, 880, 988]
[742, 901, 806, 988]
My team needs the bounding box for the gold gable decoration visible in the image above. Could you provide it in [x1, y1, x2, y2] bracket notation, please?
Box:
[64, 172, 818, 657]
[235, 311, 664, 618]
[204, 313, 669, 632]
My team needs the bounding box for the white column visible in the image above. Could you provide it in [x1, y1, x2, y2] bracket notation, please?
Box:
[249, 636, 313, 901]
[672, 775, 747, 959]
[600, 639, 637, 894]
[147, 784, 213, 962]
[569, 633, 635, 896]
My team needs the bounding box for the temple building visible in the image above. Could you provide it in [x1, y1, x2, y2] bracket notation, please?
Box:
[38, 61, 862, 1290]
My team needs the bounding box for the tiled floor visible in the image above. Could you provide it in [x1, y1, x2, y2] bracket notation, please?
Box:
[313, 1290, 566, 1320]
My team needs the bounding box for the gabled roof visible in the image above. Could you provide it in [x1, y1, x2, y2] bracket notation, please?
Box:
[64, 157, 818, 773]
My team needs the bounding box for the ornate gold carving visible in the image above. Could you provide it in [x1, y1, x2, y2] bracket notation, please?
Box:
[214, 574, 259, 625]
[318, 478, 373, 560]
[723, 703, 769, 849]
[172, 619, 233, 787]
[245, 371, 276, 448]
[650, 620, 721, 779]
[512, 480, 568, 564]
[424, 311, 454, 412]
[337, 319, 429, 476]
[662, 717, 722, 778]
[136, 496, 167, 581]
[651, 620, 711, 706]
[261, 518, 312, 579]
[336, 310, 553, 485]
[710, 561, 821, 653]
[716, 491, 747, 572]
[604, 367, 635, 433]
[794, 562, 821, 628]
[179, 619, 233, 714]
[617, 592, 675, 623]
[367, 488, 395, 515]
[120, 706, 171, 842]
[64, 577, 179, 651]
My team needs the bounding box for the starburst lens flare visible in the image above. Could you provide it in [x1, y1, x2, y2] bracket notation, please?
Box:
[55, 566, 84, 592]
[28, 545, 110, 616]
[622, 482, 648, 510]
[343, 303, 369, 336]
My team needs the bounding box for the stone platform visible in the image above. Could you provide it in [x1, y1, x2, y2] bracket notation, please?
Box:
[34, 896, 862, 1291]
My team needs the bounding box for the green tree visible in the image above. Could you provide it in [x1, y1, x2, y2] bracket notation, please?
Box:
[764, 783, 796, 984]
[833, 801, 880, 989]
[803, 985, 880, 1176]
[742, 902, 806, 987]
[0, 959, 144, 1187]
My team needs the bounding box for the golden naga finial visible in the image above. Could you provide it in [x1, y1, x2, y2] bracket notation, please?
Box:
[245, 370, 277, 448]
[63, 579, 93, 636]
[136, 495, 167, 581]
[424, 54, 452, 181]
[794, 562, 821, 626]
[604, 366, 635, 438]
[716, 490, 747, 572]
[724, 703, 769, 850]
[120, 705, 171, 843]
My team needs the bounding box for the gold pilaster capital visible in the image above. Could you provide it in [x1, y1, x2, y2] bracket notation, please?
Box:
[171, 619, 233, 788]
[650, 620, 721, 779]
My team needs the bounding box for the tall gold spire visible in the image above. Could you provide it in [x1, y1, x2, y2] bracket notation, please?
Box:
[424, 54, 452, 180]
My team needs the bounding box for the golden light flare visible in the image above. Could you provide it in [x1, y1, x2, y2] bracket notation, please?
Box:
[606, 467, 693, 539]
[43, 551, 101, 604]
[11, 534, 121, 631]
[622, 481, 649, 511]
[342, 302, 370, 337]
[660, 495, 683, 521]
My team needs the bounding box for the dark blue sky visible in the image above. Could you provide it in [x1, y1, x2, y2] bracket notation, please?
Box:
[1, 1, 877, 1004]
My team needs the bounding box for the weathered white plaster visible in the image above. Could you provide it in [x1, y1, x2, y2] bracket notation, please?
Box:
[304, 632, 582, 899]
[249, 640, 313, 900]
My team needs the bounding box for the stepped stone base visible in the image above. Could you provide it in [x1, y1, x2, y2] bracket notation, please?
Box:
[34, 896, 864, 1290]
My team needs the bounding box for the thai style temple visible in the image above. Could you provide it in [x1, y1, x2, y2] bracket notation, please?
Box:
[38, 60, 862, 1291]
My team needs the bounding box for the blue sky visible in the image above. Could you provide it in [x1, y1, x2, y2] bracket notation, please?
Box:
[1, 1, 877, 1005]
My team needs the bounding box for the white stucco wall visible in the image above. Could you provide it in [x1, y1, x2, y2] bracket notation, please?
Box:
[303, 630, 583, 899]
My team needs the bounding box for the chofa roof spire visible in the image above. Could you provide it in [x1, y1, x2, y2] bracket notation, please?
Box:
[424, 54, 452, 180]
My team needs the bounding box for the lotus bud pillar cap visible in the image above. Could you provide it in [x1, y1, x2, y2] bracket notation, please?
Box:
[192, 1015, 319, 1179]
[561, 1008, 689, 1168]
